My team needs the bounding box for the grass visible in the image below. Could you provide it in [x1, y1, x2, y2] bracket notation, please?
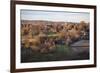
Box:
[46, 32, 56, 35]
[21, 44, 72, 63]
[21, 43, 89, 63]
[56, 45, 69, 52]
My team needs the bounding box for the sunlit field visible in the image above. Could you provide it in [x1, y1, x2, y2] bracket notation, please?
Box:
[21, 20, 89, 63]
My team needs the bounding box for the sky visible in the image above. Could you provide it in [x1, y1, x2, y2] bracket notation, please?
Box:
[21, 10, 90, 23]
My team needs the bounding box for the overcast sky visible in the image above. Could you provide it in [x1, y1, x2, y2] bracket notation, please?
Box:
[21, 10, 90, 23]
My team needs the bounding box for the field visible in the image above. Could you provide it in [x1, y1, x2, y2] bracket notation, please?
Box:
[21, 44, 89, 62]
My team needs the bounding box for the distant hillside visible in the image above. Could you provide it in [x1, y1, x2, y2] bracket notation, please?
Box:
[21, 20, 80, 25]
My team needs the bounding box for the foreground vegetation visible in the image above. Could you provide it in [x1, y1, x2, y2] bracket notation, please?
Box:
[21, 44, 89, 62]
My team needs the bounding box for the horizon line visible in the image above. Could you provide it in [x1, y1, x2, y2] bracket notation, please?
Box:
[21, 19, 90, 23]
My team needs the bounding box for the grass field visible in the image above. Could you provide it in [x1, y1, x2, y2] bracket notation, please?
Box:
[21, 44, 72, 63]
[21, 43, 89, 63]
